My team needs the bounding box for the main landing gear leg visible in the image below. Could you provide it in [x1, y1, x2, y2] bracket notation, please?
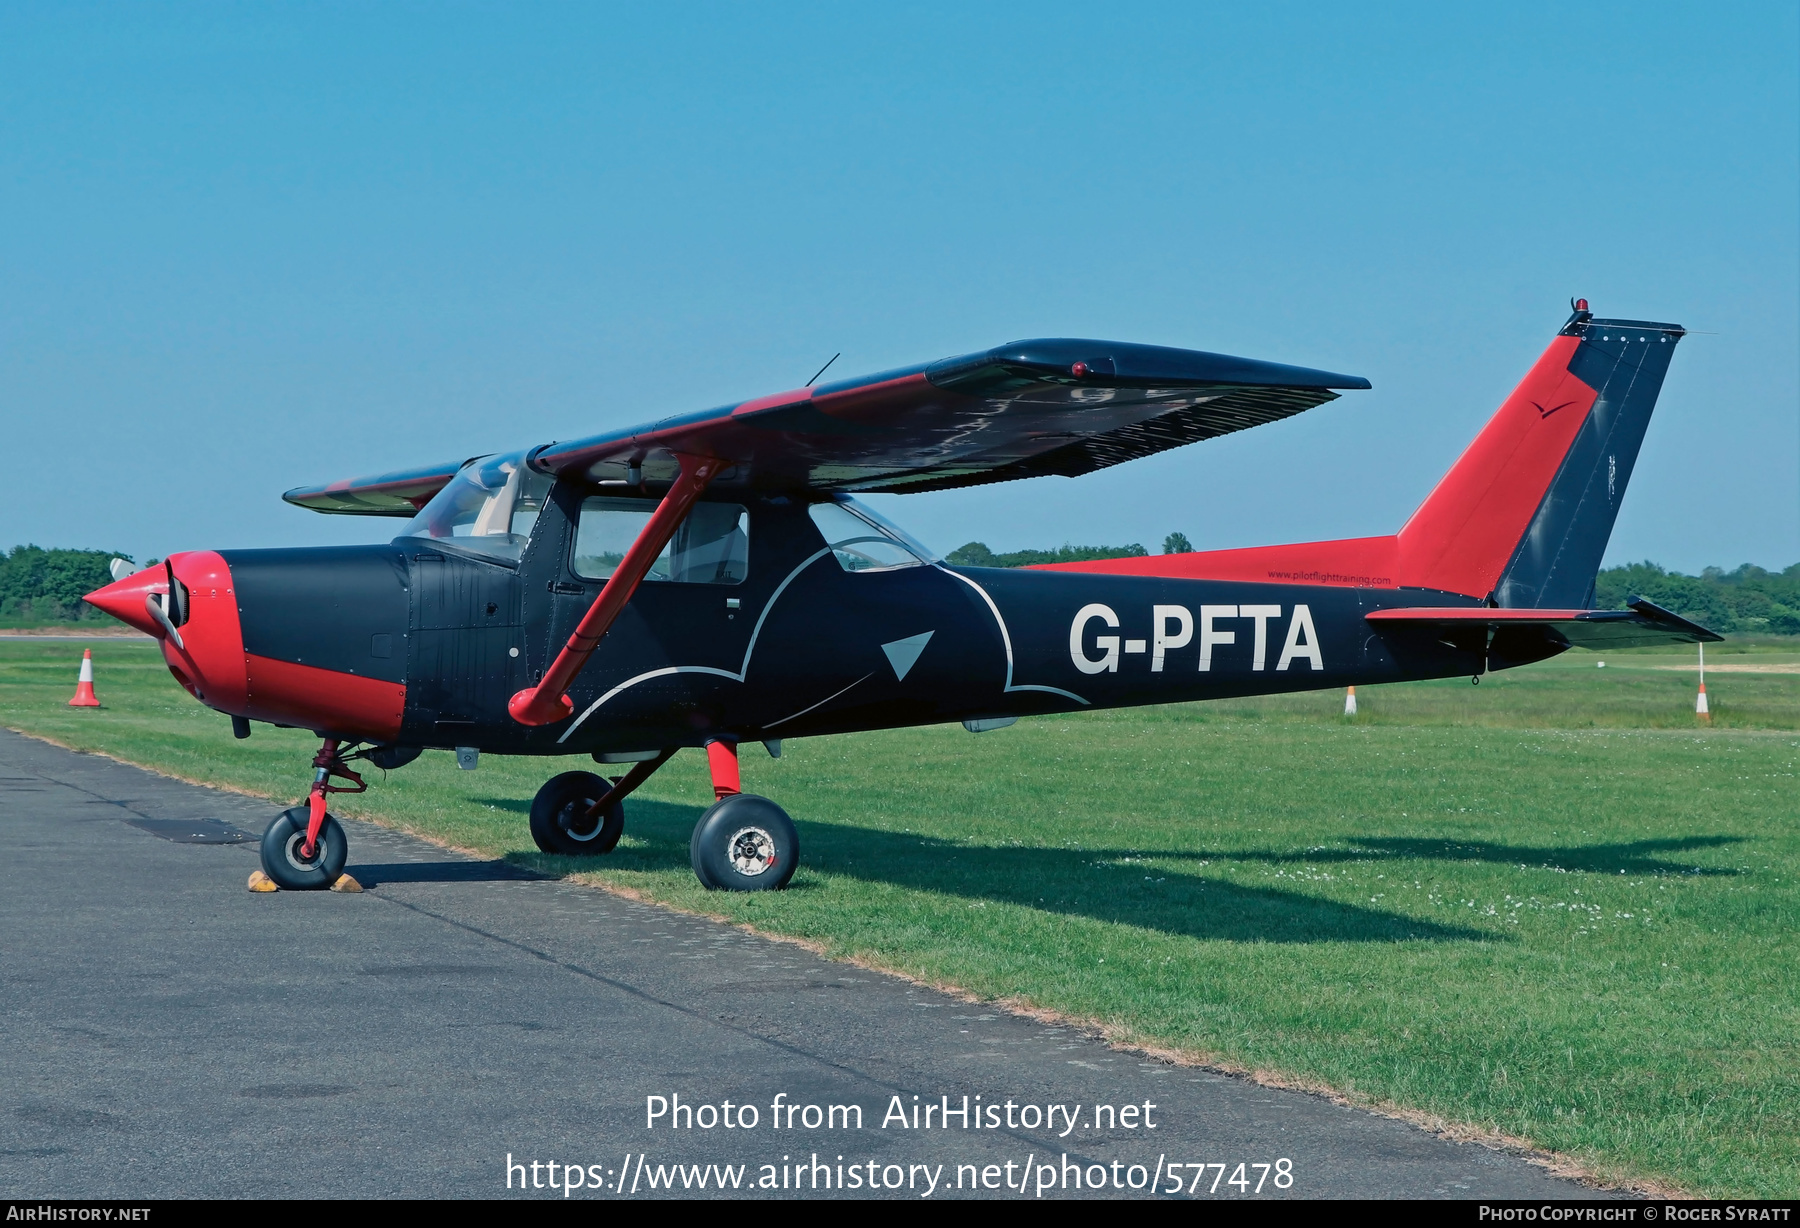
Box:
[689, 738, 798, 892]
[528, 749, 676, 857]
[258, 738, 364, 890]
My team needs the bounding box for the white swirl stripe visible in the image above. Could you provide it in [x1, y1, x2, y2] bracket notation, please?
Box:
[936, 566, 1089, 705]
[557, 548, 836, 742]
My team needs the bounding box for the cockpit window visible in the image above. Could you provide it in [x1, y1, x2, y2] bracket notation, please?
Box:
[573, 498, 749, 585]
[808, 498, 937, 572]
[397, 452, 552, 564]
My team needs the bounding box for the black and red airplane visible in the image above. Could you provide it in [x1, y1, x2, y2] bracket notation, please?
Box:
[85, 301, 1717, 892]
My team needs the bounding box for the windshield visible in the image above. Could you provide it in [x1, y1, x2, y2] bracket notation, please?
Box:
[397, 452, 553, 564]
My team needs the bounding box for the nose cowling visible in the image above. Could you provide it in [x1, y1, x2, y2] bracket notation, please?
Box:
[86, 552, 249, 715]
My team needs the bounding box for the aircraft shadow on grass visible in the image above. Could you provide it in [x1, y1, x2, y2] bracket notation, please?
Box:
[474, 797, 532, 815]
[1189, 835, 1744, 878]
[505, 798, 1495, 945]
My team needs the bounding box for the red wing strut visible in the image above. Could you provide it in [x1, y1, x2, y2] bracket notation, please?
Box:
[508, 453, 721, 727]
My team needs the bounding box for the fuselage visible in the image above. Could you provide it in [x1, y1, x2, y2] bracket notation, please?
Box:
[104, 487, 1529, 757]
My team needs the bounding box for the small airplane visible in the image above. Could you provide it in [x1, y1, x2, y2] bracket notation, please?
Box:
[85, 301, 1717, 892]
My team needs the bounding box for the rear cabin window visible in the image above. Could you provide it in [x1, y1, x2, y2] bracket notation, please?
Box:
[807, 501, 931, 572]
[573, 498, 749, 585]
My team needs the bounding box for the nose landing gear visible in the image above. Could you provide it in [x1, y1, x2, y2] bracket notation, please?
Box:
[257, 738, 365, 891]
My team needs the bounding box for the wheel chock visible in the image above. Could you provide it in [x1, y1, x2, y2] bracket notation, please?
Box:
[247, 870, 277, 893]
[330, 873, 363, 893]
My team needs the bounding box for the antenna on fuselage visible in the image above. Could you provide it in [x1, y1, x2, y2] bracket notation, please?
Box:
[804, 353, 841, 387]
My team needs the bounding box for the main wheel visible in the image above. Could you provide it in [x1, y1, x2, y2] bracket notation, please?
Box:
[529, 770, 625, 856]
[260, 806, 349, 890]
[689, 794, 798, 891]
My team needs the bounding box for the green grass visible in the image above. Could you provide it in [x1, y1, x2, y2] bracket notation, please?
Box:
[3, 639, 1796, 1196]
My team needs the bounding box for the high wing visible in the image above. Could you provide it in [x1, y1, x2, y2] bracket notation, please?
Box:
[1366, 598, 1721, 650]
[282, 338, 1367, 513]
[532, 338, 1367, 494]
[283, 459, 471, 516]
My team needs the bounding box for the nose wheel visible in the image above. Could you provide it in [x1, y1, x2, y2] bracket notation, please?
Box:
[260, 806, 349, 889]
[256, 737, 367, 890]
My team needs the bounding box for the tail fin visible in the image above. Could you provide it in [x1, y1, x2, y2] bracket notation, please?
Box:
[1397, 304, 1684, 605]
[1036, 304, 1685, 603]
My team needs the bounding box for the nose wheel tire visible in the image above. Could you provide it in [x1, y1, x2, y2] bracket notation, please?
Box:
[529, 770, 626, 856]
[259, 807, 349, 890]
[690, 794, 798, 891]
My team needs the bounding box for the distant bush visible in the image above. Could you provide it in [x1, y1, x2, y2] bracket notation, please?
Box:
[946, 541, 1149, 568]
[1597, 561, 1800, 635]
[0, 546, 136, 622]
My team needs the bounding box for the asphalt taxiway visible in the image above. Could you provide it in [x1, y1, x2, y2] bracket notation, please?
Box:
[0, 729, 1616, 1200]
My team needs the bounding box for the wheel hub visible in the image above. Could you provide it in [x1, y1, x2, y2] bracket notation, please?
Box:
[727, 826, 776, 877]
[558, 800, 604, 842]
[283, 831, 324, 872]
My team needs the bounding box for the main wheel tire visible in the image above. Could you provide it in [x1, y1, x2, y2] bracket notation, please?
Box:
[689, 794, 798, 891]
[260, 806, 349, 891]
[529, 770, 625, 856]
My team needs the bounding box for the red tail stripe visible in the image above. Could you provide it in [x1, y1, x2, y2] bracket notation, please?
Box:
[1035, 334, 1599, 599]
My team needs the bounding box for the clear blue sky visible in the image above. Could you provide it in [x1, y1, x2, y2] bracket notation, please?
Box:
[4, 3, 1796, 572]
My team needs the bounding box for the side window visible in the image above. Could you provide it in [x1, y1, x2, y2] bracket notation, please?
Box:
[808, 502, 926, 572]
[573, 498, 749, 585]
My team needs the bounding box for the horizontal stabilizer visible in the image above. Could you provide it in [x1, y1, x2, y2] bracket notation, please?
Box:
[1366, 597, 1721, 650]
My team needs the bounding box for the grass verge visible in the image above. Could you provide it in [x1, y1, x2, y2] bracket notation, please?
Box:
[3, 639, 1795, 1196]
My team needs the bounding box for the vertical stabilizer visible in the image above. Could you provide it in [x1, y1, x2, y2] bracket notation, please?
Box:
[1490, 312, 1684, 607]
[1397, 304, 1684, 605]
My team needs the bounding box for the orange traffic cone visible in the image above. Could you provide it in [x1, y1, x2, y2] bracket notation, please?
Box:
[1695, 643, 1710, 723]
[68, 649, 101, 707]
[1344, 686, 1357, 717]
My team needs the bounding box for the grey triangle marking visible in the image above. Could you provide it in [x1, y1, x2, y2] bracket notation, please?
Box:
[880, 631, 934, 682]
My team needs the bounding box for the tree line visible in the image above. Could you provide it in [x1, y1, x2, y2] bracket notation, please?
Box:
[0, 546, 142, 622]
[1594, 561, 1800, 636]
